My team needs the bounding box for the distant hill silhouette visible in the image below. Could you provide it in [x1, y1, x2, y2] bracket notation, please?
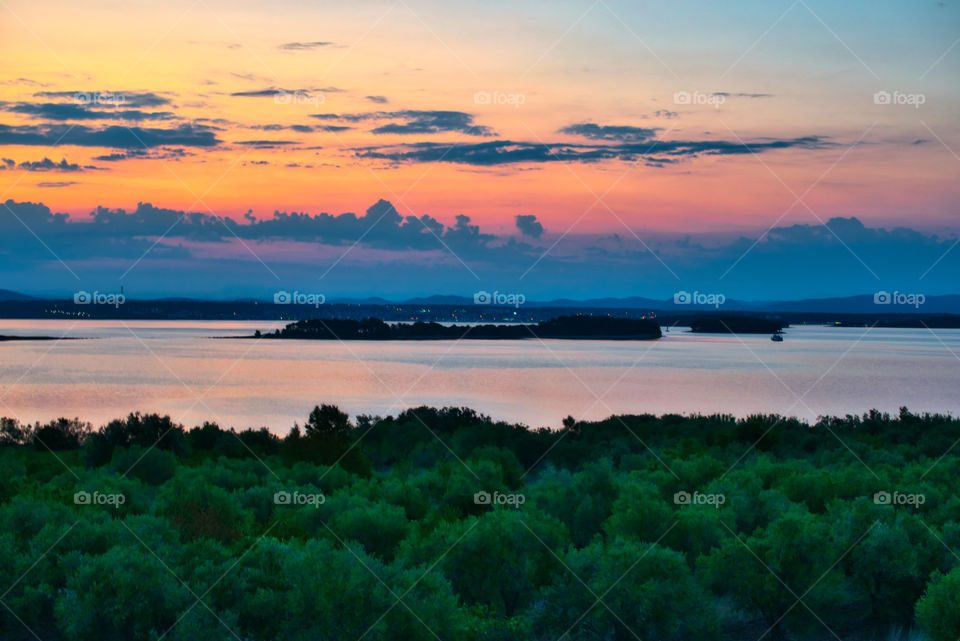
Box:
[0, 289, 37, 301]
[339, 293, 960, 314]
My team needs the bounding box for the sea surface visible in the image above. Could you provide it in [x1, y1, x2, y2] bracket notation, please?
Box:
[0, 320, 957, 432]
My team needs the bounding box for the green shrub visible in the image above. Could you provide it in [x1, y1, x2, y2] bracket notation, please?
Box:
[917, 567, 960, 641]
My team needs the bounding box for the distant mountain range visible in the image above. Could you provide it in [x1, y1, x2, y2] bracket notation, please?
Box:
[369, 294, 960, 315]
[0, 289, 39, 301]
[3, 291, 959, 314]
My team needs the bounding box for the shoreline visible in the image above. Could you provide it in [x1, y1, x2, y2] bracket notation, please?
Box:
[2, 405, 955, 435]
[0, 335, 84, 342]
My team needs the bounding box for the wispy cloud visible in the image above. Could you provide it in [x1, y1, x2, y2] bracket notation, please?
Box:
[230, 87, 342, 97]
[3, 157, 94, 172]
[4, 102, 175, 122]
[33, 90, 172, 108]
[35, 180, 79, 188]
[312, 110, 494, 136]
[234, 139, 299, 148]
[277, 41, 334, 51]
[559, 123, 660, 142]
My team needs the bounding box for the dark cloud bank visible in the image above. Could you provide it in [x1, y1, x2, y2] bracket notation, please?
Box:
[0, 123, 219, 148]
[1, 90, 835, 167]
[354, 136, 831, 166]
[0, 198, 956, 301]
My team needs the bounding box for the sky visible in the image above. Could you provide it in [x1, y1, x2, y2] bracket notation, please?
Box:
[0, 0, 958, 301]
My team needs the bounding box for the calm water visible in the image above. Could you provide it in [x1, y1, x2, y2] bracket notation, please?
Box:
[0, 320, 957, 432]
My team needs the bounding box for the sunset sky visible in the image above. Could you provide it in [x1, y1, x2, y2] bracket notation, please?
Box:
[1, 0, 958, 299]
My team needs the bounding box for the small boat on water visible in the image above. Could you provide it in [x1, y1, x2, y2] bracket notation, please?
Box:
[771, 333, 784, 342]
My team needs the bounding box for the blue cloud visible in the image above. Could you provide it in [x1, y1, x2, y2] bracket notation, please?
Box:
[0, 123, 220, 148]
[353, 136, 831, 165]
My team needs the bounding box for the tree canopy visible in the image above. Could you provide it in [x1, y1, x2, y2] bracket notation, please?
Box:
[0, 405, 956, 640]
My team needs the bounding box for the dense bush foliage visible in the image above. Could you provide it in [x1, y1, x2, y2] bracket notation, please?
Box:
[1, 406, 957, 640]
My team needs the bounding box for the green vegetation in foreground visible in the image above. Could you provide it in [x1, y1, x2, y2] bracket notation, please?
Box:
[1, 407, 959, 641]
[254, 314, 662, 340]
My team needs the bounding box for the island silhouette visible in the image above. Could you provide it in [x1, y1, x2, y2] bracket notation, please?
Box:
[253, 315, 662, 340]
[248, 314, 792, 341]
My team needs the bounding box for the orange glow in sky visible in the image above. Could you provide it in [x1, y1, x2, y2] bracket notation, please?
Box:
[1, 0, 958, 233]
